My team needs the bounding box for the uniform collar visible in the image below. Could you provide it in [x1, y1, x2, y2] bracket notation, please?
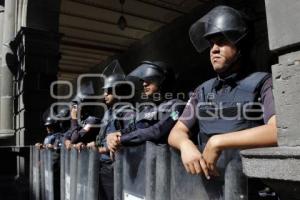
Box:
[213, 72, 243, 91]
[47, 131, 56, 136]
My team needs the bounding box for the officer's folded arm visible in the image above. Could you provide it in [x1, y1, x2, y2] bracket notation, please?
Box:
[168, 115, 277, 178]
[206, 115, 278, 152]
[202, 115, 277, 174]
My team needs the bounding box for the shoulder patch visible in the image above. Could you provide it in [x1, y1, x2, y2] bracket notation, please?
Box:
[170, 111, 179, 121]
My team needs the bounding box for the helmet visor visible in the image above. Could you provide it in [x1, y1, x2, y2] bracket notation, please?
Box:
[102, 74, 126, 89]
[189, 6, 247, 53]
[127, 64, 165, 85]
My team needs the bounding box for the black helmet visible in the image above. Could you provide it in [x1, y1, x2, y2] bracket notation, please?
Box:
[71, 93, 87, 105]
[102, 74, 126, 89]
[56, 107, 70, 119]
[189, 6, 248, 53]
[72, 80, 96, 104]
[127, 61, 175, 94]
[102, 60, 125, 77]
[44, 116, 57, 127]
[55, 107, 71, 132]
[127, 61, 168, 85]
[71, 80, 97, 121]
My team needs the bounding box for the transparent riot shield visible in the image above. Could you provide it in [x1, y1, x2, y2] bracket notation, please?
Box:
[63, 147, 72, 200]
[60, 147, 66, 200]
[154, 144, 170, 200]
[87, 149, 99, 200]
[69, 148, 78, 200]
[169, 147, 210, 200]
[40, 149, 46, 200]
[44, 149, 54, 200]
[114, 147, 124, 200]
[122, 144, 147, 200]
[75, 149, 89, 200]
[117, 142, 158, 200]
[30, 146, 41, 200]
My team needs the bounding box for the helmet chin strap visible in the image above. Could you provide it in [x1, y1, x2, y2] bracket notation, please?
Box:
[218, 50, 241, 78]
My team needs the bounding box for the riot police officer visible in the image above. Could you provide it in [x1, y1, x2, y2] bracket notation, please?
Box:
[107, 61, 185, 152]
[86, 72, 134, 200]
[35, 116, 62, 149]
[56, 106, 71, 133]
[168, 6, 277, 199]
[63, 93, 101, 150]
[35, 115, 63, 199]
[52, 107, 71, 149]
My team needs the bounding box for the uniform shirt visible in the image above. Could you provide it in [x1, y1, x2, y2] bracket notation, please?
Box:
[43, 132, 62, 146]
[63, 119, 81, 141]
[98, 108, 118, 162]
[97, 105, 135, 162]
[179, 73, 275, 131]
[119, 99, 185, 146]
[53, 132, 65, 148]
[63, 116, 101, 144]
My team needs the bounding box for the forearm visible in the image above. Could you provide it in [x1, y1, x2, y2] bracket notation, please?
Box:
[168, 121, 193, 150]
[70, 119, 79, 129]
[121, 116, 175, 145]
[216, 123, 277, 151]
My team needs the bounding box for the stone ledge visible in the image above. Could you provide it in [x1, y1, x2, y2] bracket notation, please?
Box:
[240, 147, 300, 181]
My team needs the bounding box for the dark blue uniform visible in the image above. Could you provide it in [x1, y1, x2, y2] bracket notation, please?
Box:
[119, 98, 185, 145]
[96, 104, 134, 200]
[44, 132, 63, 147]
[64, 116, 101, 144]
[96, 105, 134, 162]
[179, 72, 275, 199]
[43, 131, 63, 199]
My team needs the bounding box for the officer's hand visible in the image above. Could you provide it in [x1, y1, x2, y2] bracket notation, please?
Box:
[202, 135, 222, 176]
[71, 105, 78, 120]
[64, 140, 72, 150]
[87, 141, 96, 150]
[45, 144, 54, 149]
[180, 139, 210, 179]
[107, 132, 121, 153]
[35, 143, 44, 150]
[75, 142, 86, 152]
[98, 146, 108, 154]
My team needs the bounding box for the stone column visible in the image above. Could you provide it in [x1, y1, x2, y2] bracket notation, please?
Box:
[265, 0, 300, 146]
[0, 0, 16, 138]
[0, 4, 4, 114]
[241, 0, 300, 199]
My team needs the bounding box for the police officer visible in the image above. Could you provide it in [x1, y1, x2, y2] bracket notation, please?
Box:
[56, 106, 71, 133]
[35, 116, 62, 149]
[35, 115, 63, 199]
[63, 94, 101, 150]
[168, 6, 277, 199]
[52, 107, 71, 149]
[107, 61, 185, 152]
[86, 72, 134, 200]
